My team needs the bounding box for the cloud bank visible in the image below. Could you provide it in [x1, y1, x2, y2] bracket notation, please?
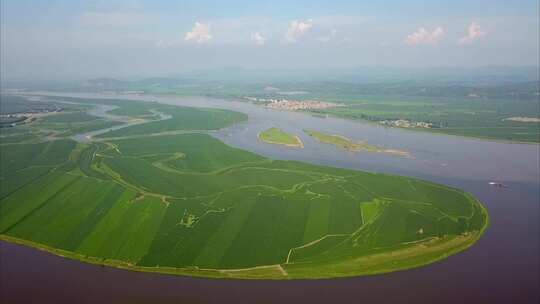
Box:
[185, 22, 212, 43]
[458, 22, 485, 45]
[285, 19, 313, 43]
[405, 27, 444, 46]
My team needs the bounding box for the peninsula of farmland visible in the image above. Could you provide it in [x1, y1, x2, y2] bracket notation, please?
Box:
[0, 96, 489, 279]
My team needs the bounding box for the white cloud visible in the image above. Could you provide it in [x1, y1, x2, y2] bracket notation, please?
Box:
[185, 22, 212, 43]
[285, 19, 313, 43]
[405, 27, 444, 46]
[251, 32, 266, 46]
[458, 22, 486, 45]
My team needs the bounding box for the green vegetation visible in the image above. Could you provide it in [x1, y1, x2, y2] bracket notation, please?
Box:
[74, 77, 540, 142]
[304, 129, 379, 151]
[0, 100, 120, 139]
[1, 122, 488, 279]
[0, 95, 488, 279]
[97, 105, 246, 138]
[309, 98, 539, 143]
[304, 129, 410, 157]
[0, 132, 39, 144]
[1, 95, 245, 141]
[31, 117, 122, 137]
[107, 104, 154, 118]
[40, 112, 100, 123]
[258, 128, 303, 148]
[247, 80, 539, 143]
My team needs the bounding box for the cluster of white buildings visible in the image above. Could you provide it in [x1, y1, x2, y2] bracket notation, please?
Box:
[0, 107, 63, 127]
[244, 96, 341, 111]
[380, 119, 433, 129]
[502, 116, 540, 123]
[1, 107, 62, 120]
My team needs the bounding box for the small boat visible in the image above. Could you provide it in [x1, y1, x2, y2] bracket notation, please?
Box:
[489, 182, 507, 188]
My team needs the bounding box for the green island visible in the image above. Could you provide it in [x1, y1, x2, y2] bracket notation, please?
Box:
[0, 96, 489, 279]
[304, 129, 411, 157]
[258, 127, 304, 148]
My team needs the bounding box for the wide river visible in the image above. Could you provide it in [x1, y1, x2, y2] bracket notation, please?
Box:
[1, 92, 539, 304]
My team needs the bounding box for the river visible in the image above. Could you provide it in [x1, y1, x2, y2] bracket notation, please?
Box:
[1, 92, 538, 303]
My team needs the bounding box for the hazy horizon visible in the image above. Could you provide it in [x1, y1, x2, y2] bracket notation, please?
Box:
[1, 0, 539, 80]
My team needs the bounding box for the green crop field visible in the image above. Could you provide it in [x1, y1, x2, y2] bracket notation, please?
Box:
[21, 109, 123, 138]
[259, 128, 303, 147]
[40, 111, 101, 123]
[1, 94, 247, 143]
[0, 101, 489, 279]
[0, 96, 488, 279]
[308, 98, 540, 143]
[96, 105, 247, 138]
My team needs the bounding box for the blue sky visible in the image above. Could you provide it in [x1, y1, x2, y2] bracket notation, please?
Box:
[1, 0, 538, 79]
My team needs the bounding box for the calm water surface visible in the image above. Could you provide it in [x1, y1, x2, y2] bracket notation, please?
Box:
[1, 92, 538, 304]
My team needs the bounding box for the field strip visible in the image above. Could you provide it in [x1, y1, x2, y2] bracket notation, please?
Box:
[286, 234, 351, 264]
[196, 207, 233, 223]
[351, 181, 379, 197]
[353, 233, 479, 264]
[0, 167, 53, 200]
[215, 264, 288, 276]
[389, 198, 463, 221]
[0, 228, 484, 279]
[1, 176, 81, 233]
[94, 129, 212, 141]
[221, 166, 313, 175]
[352, 203, 388, 244]
[278, 265, 288, 276]
[401, 236, 439, 245]
[92, 161, 174, 203]
[336, 184, 363, 201]
[407, 180, 418, 191]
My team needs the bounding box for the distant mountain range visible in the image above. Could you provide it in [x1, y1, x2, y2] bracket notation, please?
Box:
[2, 66, 537, 101]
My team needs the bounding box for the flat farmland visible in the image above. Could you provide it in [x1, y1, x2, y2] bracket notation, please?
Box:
[0, 102, 489, 279]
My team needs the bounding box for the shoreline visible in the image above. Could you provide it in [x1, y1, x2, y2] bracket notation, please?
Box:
[19, 91, 539, 145]
[306, 110, 540, 145]
[0, 205, 488, 280]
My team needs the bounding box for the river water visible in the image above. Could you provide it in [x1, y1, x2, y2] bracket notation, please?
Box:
[1, 92, 538, 303]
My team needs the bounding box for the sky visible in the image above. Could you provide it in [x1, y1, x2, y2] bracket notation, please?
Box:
[1, 0, 539, 80]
